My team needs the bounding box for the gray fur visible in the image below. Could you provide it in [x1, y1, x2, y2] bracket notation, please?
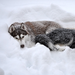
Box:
[35, 28, 75, 51]
[47, 28, 75, 48]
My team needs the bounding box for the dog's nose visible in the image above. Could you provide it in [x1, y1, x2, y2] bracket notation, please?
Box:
[20, 44, 24, 48]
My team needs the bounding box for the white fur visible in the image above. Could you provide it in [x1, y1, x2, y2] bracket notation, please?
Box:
[20, 34, 24, 38]
[24, 35, 35, 48]
[65, 37, 73, 46]
[15, 35, 19, 39]
[48, 42, 58, 51]
[48, 42, 54, 49]
[18, 35, 35, 48]
[55, 44, 66, 51]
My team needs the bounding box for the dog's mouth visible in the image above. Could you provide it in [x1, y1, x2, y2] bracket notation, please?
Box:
[20, 44, 25, 48]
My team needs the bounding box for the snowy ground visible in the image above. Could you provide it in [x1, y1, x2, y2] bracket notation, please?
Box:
[0, 0, 75, 75]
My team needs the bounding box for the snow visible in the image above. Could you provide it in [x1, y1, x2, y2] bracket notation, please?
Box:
[0, 0, 75, 75]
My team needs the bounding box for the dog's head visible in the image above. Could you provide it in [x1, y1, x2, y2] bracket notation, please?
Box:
[8, 22, 29, 48]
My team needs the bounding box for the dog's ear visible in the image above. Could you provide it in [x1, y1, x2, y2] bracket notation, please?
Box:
[8, 25, 15, 33]
[21, 23, 25, 30]
[21, 22, 32, 30]
[21, 23, 29, 31]
[21, 22, 30, 35]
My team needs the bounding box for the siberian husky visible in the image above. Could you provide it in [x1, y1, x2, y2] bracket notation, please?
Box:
[8, 21, 62, 50]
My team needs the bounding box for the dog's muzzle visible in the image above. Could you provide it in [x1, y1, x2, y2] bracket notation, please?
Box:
[20, 44, 25, 48]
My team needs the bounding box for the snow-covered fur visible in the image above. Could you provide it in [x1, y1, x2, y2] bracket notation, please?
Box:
[35, 28, 75, 51]
[8, 21, 62, 49]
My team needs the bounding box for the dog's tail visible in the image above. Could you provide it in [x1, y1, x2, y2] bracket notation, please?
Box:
[35, 34, 58, 51]
[70, 30, 75, 48]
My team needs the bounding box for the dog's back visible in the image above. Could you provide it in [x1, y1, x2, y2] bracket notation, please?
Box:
[21, 21, 62, 36]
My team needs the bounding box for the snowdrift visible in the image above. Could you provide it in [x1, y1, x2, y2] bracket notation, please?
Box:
[0, 4, 75, 75]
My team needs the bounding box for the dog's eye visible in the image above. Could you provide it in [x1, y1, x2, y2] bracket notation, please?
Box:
[15, 37, 18, 39]
[22, 36, 24, 39]
[15, 36, 19, 40]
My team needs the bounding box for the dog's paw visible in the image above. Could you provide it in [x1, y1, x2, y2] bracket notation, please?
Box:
[50, 47, 59, 51]
[54, 44, 66, 51]
[53, 47, 59, 51]
[58, 48, 65, 51]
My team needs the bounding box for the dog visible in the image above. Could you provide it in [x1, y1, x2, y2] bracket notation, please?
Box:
[8, 21, 62, 49]
[35, 28, 75, 51]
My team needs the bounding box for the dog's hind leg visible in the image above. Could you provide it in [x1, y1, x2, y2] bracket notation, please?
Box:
[54, 37, 74, 51]
[35, 34, 58, 51]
